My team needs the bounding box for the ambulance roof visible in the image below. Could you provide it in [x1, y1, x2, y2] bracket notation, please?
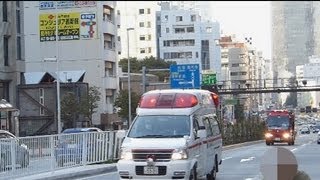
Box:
[136, 89, 216, 116]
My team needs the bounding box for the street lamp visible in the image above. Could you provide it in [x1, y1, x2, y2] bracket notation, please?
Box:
[127, 28, 134, 128]
[44, 57, 61, 134]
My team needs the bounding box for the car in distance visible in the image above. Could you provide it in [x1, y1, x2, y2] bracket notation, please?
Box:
[300, 127, 310, 134]
[54, 127, 103, 167]
[0, 130, 29, 171]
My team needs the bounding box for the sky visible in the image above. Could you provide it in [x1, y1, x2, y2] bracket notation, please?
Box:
[206, 1, 271, 59]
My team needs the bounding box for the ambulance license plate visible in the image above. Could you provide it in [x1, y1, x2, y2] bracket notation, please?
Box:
[143, 166, 158, 175]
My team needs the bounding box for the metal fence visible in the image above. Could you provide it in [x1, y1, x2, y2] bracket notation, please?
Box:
[0, 130, 126, 179]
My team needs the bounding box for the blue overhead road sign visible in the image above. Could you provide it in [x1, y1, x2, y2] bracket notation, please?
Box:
[170, 64, 200, 89]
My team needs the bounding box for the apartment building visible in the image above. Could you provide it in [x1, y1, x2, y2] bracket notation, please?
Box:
[157, 1, 221, 79]
[0, 1, 25, 133]
[23, 1, 119, 129]
[117, 1, 160, 60]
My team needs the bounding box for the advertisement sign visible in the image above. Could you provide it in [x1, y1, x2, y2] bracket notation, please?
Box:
[39, 13, 56, 42]
[57, 12, 80, 41]
[80, 13, 97, 39]
[39, 1, 97, 10]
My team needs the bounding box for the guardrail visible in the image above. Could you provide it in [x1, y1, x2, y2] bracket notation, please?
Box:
[0, 131, 126, 179]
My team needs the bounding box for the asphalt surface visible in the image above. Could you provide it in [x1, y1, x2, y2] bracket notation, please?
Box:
[77, 132, 319, 180]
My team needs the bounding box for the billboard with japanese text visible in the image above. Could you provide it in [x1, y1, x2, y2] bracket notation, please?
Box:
[39, 1, 97, 10]
[80, 13, 97, 40]
[39, 13, 56, 42]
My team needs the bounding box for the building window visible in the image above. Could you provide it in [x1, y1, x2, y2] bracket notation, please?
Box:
[166, 28, 169, 33]
[187, 27, 194, 33]
[157, 16, 160, 21]
[117, 25, 120, 28]
[2, 1, 7, 22]
[164, 52, 170, 59]
[103, 5, 113, 22]
[106, 89, 116, 105]
[191, 15, 196, 22]
[147, 8, 151, 14]
[163, 40, 169, 47]
[139, 22, 144, 27]
[206, 27, 212, 33]
[139, 35, 145, 41]
[117, 10, 120, 15]
[0, 82, 9, 100]
[176, 16, 183, 22]
[139, 9, 144, 14]
[3, 36, 9, 66]
[230, 72, 238, 76]
[147, 34, 151, 41]
[147, 21, 151, 28]
[164, 15, 168, 21]
[17, 36, 21, 60]
[140, 48, 145, 54]
[196, 52, 198, 58]
[117, 36, 121, 41]
[103, 33, 114, 50]
[16, 9, 21, 33]
[232, 64, 239, 67]
[148, 47, 151, 53]
[175, 28, 185, 33]
[105, 61, 115, 77]
[39, 88, 45, 116]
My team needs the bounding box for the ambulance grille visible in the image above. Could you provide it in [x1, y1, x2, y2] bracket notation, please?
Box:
[132, 149, 173, 162]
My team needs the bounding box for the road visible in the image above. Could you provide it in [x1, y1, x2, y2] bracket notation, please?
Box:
[77, 132, 319, 180]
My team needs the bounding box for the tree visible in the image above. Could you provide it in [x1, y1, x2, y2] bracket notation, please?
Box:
[284, 76, 297, 107]
[61, 92, 79, 128]
[79, 86, 101, 125]
[114, 89, 141, 120]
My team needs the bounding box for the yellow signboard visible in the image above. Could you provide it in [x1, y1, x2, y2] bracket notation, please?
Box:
[39, 13, 56, 42]
[39, 12, 80, 42]
[57, 12, 80, 41]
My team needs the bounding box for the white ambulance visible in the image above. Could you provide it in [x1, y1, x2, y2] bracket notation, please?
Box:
[117, 89, 223, 180]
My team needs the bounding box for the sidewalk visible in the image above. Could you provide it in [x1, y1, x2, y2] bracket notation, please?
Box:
[16, 140, 263, 180]
[15, 164, 117, 180]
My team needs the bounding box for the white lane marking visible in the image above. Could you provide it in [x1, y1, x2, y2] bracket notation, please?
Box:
[222, 157, 232, 161]
[291, 148, 297, 152]
[240, 157, 255, 163]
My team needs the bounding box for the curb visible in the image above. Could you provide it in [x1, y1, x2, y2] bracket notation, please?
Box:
[222, 139, 264, 151]
[15, 164, 117, 180]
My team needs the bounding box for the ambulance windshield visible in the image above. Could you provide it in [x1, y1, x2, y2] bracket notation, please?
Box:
[128, 115, 190, 138]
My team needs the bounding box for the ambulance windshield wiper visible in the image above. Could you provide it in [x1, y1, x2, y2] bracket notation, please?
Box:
[134, 135, 184, 138]
[134, 135, 164, 138]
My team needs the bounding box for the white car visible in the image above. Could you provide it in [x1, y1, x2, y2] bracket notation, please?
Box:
[318, 132, 320, 144]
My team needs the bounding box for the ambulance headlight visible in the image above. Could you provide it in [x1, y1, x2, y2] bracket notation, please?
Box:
[120, 149, 133, 160]
[171, 149, 188, 160]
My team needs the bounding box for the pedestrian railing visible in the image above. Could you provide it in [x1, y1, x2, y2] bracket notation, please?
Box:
[0, 130, 126, 179]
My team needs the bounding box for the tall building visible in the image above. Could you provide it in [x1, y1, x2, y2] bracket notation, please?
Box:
[23, 1, 119, 129]
[271, 1, 314, 77]
[117, 1, 160, 60]
[158, 2, 221, 79]
[0, 1, 25, 132]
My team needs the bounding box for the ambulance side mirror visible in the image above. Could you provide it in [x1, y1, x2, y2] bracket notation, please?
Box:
[196, 129, 206, 139]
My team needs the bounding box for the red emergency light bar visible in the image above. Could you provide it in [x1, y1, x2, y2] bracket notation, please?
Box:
[139, 93, 198, 108]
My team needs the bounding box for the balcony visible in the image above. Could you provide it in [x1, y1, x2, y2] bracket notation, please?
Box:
[103, 48, 117, 61]
[104, 76, 118, 89]
[102, 20, 116, 34]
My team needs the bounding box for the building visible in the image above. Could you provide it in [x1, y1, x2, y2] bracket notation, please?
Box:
[272, 1, 314, 77]
[271, 2, 315, 106]
[157, 1, 221, 80]
[23, 1, 119, 129]
[0, 1, 25, 133]
[296, 56, 320, 108]
[117, 1, 160, 60]
[18, 71, 88, 136]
